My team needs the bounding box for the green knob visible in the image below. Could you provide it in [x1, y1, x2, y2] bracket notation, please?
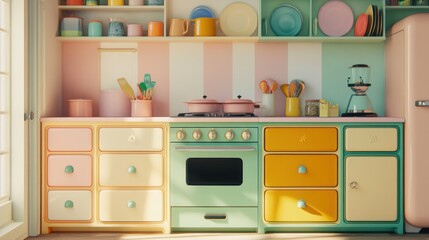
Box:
[128, 166, 137, 174]
[64, 200, 74, 208]
[64, 165, 74, 173]
[128, 200, 136, 208]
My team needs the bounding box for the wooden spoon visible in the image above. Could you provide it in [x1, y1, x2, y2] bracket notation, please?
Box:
[117, 77, 136, 100]
[280, 84, 289, 97]
[259, 80, 269, 94]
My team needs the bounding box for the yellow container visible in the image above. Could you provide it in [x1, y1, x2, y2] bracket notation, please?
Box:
[285, 97, 300, 117]
[108, 0, 124, 6]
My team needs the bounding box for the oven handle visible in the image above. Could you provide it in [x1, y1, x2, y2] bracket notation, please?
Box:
[174, 146, 256, 152]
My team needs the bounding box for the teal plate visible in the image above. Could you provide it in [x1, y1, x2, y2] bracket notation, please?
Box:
[270, 4, 303, 36]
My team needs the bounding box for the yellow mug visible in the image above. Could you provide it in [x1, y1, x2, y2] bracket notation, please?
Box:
[285, 97, 301, 117]
[193, 17, 216, 36]
[108, 0, 124, 6]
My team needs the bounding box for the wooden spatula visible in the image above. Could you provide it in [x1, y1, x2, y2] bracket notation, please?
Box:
[117, 77, 135, 100]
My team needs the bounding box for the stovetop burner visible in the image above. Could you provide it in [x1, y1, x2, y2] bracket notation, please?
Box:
[177, 112, 256, 117]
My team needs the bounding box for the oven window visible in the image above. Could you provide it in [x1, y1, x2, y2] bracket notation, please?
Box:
[186, 158, 243, 186]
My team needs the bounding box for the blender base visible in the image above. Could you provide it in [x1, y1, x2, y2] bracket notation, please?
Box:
[341, 112, 378, 117]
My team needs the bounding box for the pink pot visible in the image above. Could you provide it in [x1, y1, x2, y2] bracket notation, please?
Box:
[223, 95, 259, 113]
[185, 95, 222, 113]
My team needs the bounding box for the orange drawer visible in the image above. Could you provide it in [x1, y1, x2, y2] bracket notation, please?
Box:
[264, 127, 338, 152]
[264, 154, 337, 187]
[264, 190, 338, 222]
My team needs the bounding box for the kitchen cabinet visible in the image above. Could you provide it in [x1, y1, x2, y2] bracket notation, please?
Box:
[41, 120, 169, 234]
[259, 122, 404, 234]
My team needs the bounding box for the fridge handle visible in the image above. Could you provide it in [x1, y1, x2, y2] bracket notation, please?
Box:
[415, 100, 429, 107]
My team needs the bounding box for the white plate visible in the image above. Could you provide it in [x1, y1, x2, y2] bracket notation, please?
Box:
[220, 2, 257, 36]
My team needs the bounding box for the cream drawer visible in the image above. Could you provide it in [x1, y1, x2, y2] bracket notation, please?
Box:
[47, 190, 92, 221]
[47, 127, 92, 152]
[99, 154, 163, 187]
[48, 155, 92, 187]
[345, 127, 398, 151]
[99, 127, 163, 151]
[171, 207, 257, 229]
[99, 190, 164, 222]
[264, 190, 338, 222]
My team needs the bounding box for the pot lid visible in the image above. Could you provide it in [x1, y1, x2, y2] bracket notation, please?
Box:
[224, 95, 254, 104]
[186, 95, 221, 104]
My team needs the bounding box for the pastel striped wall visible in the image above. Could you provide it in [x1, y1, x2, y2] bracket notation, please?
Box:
[61, 41, 384, 117]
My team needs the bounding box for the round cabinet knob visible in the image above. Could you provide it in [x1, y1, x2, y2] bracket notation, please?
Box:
[192, 129, 202, 140]
[298, 165, 307, 174]
[64, 200, 74, 208]
[127, 200, 136, 208]
[128, 166, 137, 174]
[64, 165, 74, 174]
[225, 129, 235, 141]
[297, 199, 306, 209]
[241, 129, 251, 140]
[208, 129, 218, 140]
[349, 181, 358, 189]
[176, 129, 186, 140]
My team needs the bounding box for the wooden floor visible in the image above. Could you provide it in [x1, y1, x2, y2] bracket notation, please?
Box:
[26, 232, 429, 240]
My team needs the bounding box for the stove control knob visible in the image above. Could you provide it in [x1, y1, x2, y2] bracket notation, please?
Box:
[176, 129, 186, 140]
[208, 129, 218, 140]
[225, 129, 235, 141]
[241, 129, 251, 140]
[192, 129, 202, 140]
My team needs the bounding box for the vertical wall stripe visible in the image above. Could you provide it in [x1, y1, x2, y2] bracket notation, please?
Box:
[322, 42, 385, 116]
[62, 42, 100, 116]
[288, 43, 322, 114]
[255, 42, 288, 116]
[169, 42, 204, 116]
[232, 43, 255, 100]
[204, 43, 233, 102]
[139, 42, 169, 117]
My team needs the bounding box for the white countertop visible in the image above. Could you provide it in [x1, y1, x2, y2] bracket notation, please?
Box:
[40, 117, 405, 123]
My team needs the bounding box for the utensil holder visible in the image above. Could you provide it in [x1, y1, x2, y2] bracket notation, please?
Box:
[131, 100, 153, 117]
[261, 94, 275, 117]
[285, 97, 300, 117]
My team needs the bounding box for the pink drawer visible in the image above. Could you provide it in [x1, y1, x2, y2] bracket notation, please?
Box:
[48, 155, 92, 187]
[47, 127, 92, 152]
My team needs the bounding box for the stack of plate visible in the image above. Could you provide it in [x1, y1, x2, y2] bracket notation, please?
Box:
[219, 2, 258, 36]
[317, 0, 354, 37]
[362, 4, 383, 36]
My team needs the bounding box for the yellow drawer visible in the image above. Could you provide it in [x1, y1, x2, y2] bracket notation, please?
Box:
[264, 155, 337, 187]
[99, 190, 164, 222]
[264, 190, 337, 222]
[264, 127, 338, 152]
[99, 153, 163, 187]
[345, 127, 398, 151]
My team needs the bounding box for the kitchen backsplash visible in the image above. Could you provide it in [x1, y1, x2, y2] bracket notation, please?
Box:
[62, 41, 384, 117]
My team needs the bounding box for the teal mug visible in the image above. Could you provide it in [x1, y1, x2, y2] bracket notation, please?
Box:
[145, 0, 163, 5]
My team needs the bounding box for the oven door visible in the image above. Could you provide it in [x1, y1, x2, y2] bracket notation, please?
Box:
[170, 143, 258, 207]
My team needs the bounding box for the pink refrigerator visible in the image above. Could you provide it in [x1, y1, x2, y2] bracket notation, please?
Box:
[386, 13, 429, 232]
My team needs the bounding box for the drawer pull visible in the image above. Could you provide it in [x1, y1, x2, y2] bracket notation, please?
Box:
[64, 165, 74, 173]
[349, 181, 358, 189]
[297, 199, 306, 209]
[415, 100, 429, 107]
[128, 200, 136, 208]
[64, 200, 74, 208]
[128, 135, 136, 143]
[204, 214, 227, 220]
[298, 165, 307, 174]
[128, 166, 137, 174]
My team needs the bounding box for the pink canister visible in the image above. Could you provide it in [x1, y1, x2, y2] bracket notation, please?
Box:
[68, 99, 93, 117]
[99, 90, 131, 117]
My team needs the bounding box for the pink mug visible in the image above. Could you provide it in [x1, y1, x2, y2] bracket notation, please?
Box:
[68, 99, 93, 117]
[127, 24, 143, 36]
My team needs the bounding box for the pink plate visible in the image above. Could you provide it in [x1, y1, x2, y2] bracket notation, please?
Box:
[354, 13, 368, 36]
[318, 0, 354, 37]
